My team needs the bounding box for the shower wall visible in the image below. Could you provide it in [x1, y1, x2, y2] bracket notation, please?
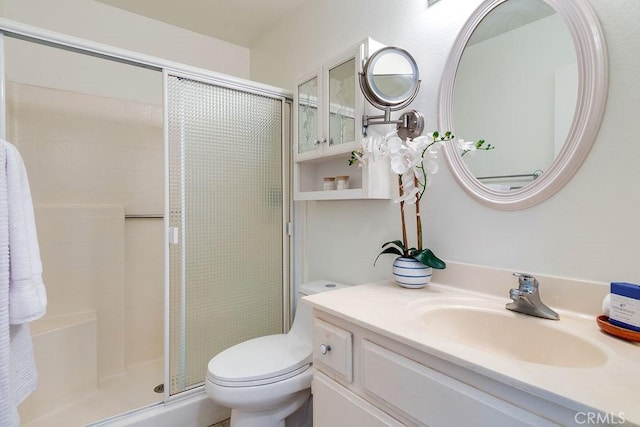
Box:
[21, 205, 122, 419]
[8, 78, 164, 422]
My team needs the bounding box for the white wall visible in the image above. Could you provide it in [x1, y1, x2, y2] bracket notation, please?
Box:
[0, 0, 250, 104]
[251, 0, 640, 286]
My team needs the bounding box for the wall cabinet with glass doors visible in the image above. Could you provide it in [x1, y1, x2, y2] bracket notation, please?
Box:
[294, 38, 391, 200]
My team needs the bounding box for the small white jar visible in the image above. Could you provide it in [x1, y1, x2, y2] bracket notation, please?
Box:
[336, 175, 349, 190]
[323, 177, 336, 191]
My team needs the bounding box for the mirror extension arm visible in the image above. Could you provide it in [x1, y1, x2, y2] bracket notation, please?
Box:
[362, 109, 425, 141]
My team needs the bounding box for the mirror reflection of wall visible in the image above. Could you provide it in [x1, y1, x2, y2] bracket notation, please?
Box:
[372, 52, 415, 100]
[453, 0, 577, 190]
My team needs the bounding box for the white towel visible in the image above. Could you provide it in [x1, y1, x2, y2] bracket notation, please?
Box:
[4, 140, 47, 324]
[1, 140, 43, 426]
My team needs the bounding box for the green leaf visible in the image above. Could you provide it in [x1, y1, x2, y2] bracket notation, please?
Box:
[381, 240, 405, 251]
[374, 246, 404, 266]
[348, 150, 363, 166]
[412, 249, 447, 269]
[432, 131, 439, 139]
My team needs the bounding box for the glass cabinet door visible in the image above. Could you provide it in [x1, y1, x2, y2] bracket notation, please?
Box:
[328, 58, 356, 147]
[297, 76, 319, 154]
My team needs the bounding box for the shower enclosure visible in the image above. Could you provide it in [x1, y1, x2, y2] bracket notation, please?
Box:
[0, 19, 291, 426]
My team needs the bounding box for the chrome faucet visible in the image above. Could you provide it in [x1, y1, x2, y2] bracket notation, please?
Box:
[506, 273, 559, 320]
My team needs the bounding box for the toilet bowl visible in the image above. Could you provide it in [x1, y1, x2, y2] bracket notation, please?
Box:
[206, 280, 348, 427]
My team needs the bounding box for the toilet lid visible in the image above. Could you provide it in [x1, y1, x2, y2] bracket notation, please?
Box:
[207, 334, 312, 386]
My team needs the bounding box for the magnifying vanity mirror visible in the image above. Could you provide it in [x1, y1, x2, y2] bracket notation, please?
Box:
[438, 0, 608, 210]
[359, 46, 424, 139]
[361, 47, 420, 108]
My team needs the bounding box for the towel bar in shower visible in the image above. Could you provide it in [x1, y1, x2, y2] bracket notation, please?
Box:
[476, 170, 543, 180]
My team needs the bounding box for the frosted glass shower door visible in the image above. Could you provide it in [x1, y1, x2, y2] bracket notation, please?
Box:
[166, 74, 286, 395]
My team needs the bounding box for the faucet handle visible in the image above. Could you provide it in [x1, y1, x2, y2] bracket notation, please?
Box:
[513, 272, 539, 293]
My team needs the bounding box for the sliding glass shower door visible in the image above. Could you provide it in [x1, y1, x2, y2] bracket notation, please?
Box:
[166, 74, 288, 395]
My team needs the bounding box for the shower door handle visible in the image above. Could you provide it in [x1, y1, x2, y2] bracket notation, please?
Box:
[169, 227, 180, 244]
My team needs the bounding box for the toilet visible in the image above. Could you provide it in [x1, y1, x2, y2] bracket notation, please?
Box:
[206, 280, 348, 427]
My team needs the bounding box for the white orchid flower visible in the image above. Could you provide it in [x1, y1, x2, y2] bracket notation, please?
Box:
[385, 130, 399, 140]
[390, 153, 410, 175]
[424, 143, 440, 159]
[357, 135, 386, 166]
[457, 138, 475, 151]
[407, 135, 430, 152]
[423, 159, 439, 184]
[352, 138, 370, 166]
[457, 138, 478, 157]
[396, 190, 418, 204]
[386, 136, 404, 154]
[395, 170, 419, 204]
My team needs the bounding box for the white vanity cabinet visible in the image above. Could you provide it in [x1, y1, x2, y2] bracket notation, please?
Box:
[311, 311, 581, 427]
[294, 38, 391, 200]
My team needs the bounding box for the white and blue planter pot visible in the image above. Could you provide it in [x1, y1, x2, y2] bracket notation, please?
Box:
[392, 257, 432, 289]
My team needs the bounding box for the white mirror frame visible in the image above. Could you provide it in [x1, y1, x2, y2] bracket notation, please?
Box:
[438, 0, 608, 210]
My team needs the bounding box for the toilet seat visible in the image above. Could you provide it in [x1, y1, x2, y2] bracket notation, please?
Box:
[207, 334, 312, 387]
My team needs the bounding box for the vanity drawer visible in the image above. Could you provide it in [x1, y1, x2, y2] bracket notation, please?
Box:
[313, 319, 353, 382]
[361, 340, 556, 426]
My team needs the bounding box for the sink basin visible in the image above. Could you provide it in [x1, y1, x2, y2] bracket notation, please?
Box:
[421, 304, 608, 368]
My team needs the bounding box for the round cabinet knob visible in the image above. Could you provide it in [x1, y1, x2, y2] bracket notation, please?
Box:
[319, 344, 332, 355]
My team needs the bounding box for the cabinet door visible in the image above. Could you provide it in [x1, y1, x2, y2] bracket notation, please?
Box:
[313, 372, 403, 427]
[327, 57, 357, 149]
[297, 74, 321, 155]
[361, 340, 557, 426]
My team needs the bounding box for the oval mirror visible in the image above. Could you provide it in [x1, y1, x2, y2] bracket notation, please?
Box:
[360, 47, 421, 110]
[438, 0, 608, 210]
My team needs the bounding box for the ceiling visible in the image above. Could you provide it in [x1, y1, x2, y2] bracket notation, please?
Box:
[95, 0, 309, 48]
[96, 0, 557, 49]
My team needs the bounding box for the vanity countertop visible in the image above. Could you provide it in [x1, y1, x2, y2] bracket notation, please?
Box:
[304, 280, 640, 425]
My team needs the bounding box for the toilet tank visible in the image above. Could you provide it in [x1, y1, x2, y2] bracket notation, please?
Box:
[289, 280, 349, 342]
